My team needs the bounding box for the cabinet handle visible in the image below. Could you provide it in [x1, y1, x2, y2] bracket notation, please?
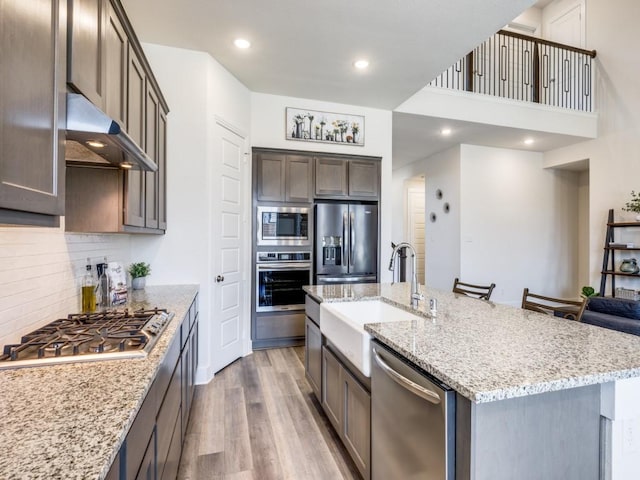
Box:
[216, 275, 225, 283]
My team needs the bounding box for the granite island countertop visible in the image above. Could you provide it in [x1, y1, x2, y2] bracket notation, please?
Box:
[0, 284, 199, 480]
[303, 283, 640, 403]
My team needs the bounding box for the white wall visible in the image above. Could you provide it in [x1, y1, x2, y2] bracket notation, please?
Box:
[544, 0, 640, 293]
[390, 146, 462, 291]
[0, 223, 130, 347]
[131, 44, 251, 383]
[251, 93, 394, 281]
[460, 145, 579, 305]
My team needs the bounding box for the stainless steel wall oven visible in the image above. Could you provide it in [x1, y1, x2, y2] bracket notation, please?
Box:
[257, 206, 310, 246]
[256, 251, 312, 312]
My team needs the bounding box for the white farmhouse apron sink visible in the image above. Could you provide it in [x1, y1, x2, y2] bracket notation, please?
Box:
[320, 300, 421, 377]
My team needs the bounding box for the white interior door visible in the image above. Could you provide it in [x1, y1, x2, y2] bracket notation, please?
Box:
[211, 121, 247, 373]
[405, 178, 426, 284]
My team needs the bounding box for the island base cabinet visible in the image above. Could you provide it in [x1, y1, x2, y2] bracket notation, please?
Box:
[305, 316, 322, 400]
[456, 384, 601, 480]
[322, 346, 343, 432]
[321, 345, 371, 479]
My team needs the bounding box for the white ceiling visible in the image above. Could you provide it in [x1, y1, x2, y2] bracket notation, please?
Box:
[121, 0, 587, 169]
[392, 112, 591, 170]
[121, 0, 536, 110]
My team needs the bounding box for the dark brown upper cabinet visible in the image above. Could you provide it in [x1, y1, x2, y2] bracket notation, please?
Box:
[256, 152, 313, 203]
[68, 0, 105, 108]
[315, 156, 380, 200]
[0, 0, 66, 226]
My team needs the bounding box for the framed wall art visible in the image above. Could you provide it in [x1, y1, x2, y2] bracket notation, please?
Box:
[285, 107, 364, 146]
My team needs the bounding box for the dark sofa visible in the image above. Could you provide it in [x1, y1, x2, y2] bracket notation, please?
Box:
[581, 297, 640, 336]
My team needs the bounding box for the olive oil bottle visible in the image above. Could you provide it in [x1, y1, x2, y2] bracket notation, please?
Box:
[81, 259, 96, 312]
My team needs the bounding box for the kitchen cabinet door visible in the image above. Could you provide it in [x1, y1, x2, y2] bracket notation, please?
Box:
[134, 430, 156, 480]
[349, 159, 379, 199]
[322, 346, 343, 433]
[145, 86, 160, 229]
[256, 152, 286, 202]
[68, 0, 105, 107]
[125, 44, 146, 227]
[181, 323, 192, 438]
[305, 316, 322, 400]
[286, 155, 313, 203]
[104, 0, 127, 127]
[158, 108, 168, 230]
[315, 157, 348, 198]
[343, 368, 371, 479]
[0, 0, 66, 225]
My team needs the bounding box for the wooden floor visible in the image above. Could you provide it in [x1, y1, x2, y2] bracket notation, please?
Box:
[177, 347, 361, 480]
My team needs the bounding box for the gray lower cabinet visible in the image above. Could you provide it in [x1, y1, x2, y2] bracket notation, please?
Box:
[304, 316, 322, 400]
[0, 0, 66, 226]
[108, 294, 199, 480]
[135, 431, 156, 480]
[253, 312, 305, 349]
[321, 345, 371, 479]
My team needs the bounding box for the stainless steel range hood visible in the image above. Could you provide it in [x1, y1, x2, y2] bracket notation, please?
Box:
[65, 93, 157, 172]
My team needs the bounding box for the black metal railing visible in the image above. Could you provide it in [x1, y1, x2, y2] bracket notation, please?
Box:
[430, 30, 597, 112]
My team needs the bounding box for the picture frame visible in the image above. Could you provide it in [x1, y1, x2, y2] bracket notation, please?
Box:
[285, 107, 364, 146]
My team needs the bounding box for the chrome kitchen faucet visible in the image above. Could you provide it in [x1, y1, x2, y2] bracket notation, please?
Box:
[388, 242, 424, 309]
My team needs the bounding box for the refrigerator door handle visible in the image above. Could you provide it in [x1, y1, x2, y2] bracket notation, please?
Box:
[350, 211, 355, 267]
[343, 211, 348, 267]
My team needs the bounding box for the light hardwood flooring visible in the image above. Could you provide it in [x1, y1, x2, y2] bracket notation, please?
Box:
[177, 347, 361, 480]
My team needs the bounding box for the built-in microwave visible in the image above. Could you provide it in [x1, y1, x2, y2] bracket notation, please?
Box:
[257, 206, 310, 246]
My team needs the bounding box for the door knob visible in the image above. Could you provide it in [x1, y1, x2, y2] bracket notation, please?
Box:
[216, 275, 225, 283]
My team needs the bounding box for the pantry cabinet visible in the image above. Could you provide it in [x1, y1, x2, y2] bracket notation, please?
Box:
[0, 0, 66, 226]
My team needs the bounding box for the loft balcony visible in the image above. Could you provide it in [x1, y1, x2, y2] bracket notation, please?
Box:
[430, 29, 597, 112]
[392, 30, 598, 169]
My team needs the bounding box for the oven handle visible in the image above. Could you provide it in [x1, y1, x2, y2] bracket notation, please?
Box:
[257, 263, 312, 270]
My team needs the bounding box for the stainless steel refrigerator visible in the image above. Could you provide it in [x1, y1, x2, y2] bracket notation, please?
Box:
[315, 202, 378, 284]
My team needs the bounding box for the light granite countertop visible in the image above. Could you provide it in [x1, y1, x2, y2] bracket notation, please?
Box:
[0, 284, 199, 480]
[303, 283, 640, 403]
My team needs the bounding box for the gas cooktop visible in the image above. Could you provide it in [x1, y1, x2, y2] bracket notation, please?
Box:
[0, 308, 174, 369]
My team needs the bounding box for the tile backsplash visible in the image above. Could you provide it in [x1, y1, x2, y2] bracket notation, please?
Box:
[0, 221, 131, 347]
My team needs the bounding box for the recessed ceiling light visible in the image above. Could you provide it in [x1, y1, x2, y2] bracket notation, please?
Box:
[234, 38, 251, 49]
[86, 140, 106, 149]
[524, 138, 535, 145]
[120, 162, 133, 170]
[353, 59, 369, 69]
[440, 128, 452, 136]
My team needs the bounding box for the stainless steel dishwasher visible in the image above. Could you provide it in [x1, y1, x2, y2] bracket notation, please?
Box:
[371, 341, 456, 480]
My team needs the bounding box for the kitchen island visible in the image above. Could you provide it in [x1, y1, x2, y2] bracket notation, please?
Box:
[0, 284, 199, 480]
[304, 282, 640, 479]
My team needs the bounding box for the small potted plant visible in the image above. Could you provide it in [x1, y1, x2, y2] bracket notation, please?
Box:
[128, 262, 151, 290]
[623, 191, 640, 221]
[580, 286, 599, 298]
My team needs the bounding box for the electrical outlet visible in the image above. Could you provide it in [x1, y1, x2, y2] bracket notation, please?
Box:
[623, 418, 640, 454]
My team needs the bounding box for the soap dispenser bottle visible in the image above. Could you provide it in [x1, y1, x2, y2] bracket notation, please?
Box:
[81, 258, 96, 312]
